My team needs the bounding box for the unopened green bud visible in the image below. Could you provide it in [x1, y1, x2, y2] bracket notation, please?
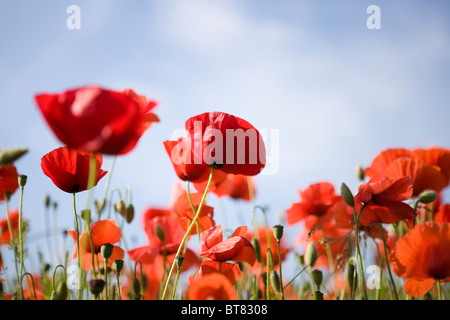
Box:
[341, 183, 354, 207]
[296, 254, 304, 266]
[175, 256, 184, 270]
[95, 199, 106, 215]
[126, 204, 135, 223]
[53, 281, 68, 300]
[18, 175, 27, 187]
[44, 195, 51, 209]
[355, 164, 365, 181]
[418, 189, 438, 204]
[89, 279, 105, 296]
[315, 291, 324, 300]
[311, 269, 323, 288]
[115, 199, 127, 217]
[113, 260, 124, 274]
[347, 262, 358, 292]
[251, 238, 261, 263]
[0, 147, 28, 165]
[270, 269, 281, 294]
[266, 248, 274, 271]
[273, 225, 284, 241]
[80, 209, 91, 224]
[132, 278, 141, 299]
[155, 224, 165, 242]
[101, 243, 114, 260]
[305, 242, 318, 267]
[261, 272, 267, 288]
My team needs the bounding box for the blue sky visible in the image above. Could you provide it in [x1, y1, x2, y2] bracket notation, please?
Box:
[1, 1, 449, 280]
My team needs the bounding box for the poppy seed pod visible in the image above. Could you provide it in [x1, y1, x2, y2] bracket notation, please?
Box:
[340, 183, 354, 207]
[18, 174, 27, 187]
[113, 260, 124, 274]
[89, 279, 105, 296]
[273, 225, 284, 241]
[0, 147, 28, 165]
[175, 256, 184, 270]
[101, 243, 114, 260]
[304, 242, 318, 267]
[418, 189, 438, 204]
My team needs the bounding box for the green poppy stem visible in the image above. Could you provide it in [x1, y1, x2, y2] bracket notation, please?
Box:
[161, 167, 214, 300]
[380, 222, 399, 300]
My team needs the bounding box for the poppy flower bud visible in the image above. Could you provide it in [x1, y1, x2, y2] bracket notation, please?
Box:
[311, 269, 323, 288]
[126, 204, 135, 223]
[270, 269, 281, 294]
[347, 262, 358, 292]
[0, 147, 28, 165]
[132, 278, 141, 299]
[44, 194, 51, 209]
[101, 243, 114, 260]
[304, 242, 318, 267]
[355, 164, 365, 181]
[418, 189, 437, 204]
[80, 209, 91, 224]
[261, 272, 267, 289]
[113, 260, 124, 274]
[95, 199, 106, 215]
[273, 225, 284, 241]
[175, 256, 184, 270]
[18, 175, 27, 187]
[3, 191, 11, 202]
[251, 238, 261, 263]
[89, 279, 105, 297]
[266, 248, 274, 271]
[315, 291, 324, 300]
[115, 199, 127, 217]
[155, 223, 165, 243]
[51, 281, 68, 300]
[341, 183, 354, 207]
[296, 254, 304, 266]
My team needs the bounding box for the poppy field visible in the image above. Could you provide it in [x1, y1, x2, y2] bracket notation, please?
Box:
[0, 85, 449, 303]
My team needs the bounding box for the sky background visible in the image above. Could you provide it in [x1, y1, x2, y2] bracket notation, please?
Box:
[1, 0, 449, 283]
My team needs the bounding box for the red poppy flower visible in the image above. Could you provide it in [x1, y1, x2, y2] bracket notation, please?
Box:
[187, 273, 238, 300]
[68, 219, 124, 270]
[41, 146, 107, 193]
[200, 225, 256, 266]
[0, 165, 19, 201]
[184, 112, 266, 176]
[195, 172, 254, 201]
[435, 204, 450, 223]
[163, 137, 210, 182]
[364, 147, 450, 196]
[389, 222, 450, 298]
[286, 182, 341, 229]
[174, 192, 215, 234]
[354, 175, 417, 227]
[194, 260, 243, 285]
[35, 86, 158, 155]
[0, 210, 19, 245]
[128, 215, 200, 277]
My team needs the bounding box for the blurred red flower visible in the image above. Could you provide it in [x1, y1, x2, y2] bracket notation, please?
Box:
[390, 222, 450, 298]
[35, 86, 158, 155]
[68, 219, 124, 270]
[195, 172, 254, 201]
[354, 175, 417, 227]
[364, 147, 450, 196]
[0, 165, 19, 201]
[187, 273, 238, 300]
[0, 210, 19, 245]
[194, 260, 243, 285]
[435, 204, 450, 223]
[286, 181, 341, 229]
[173, 192, 215, 234]
[41, 146, 107, 193]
